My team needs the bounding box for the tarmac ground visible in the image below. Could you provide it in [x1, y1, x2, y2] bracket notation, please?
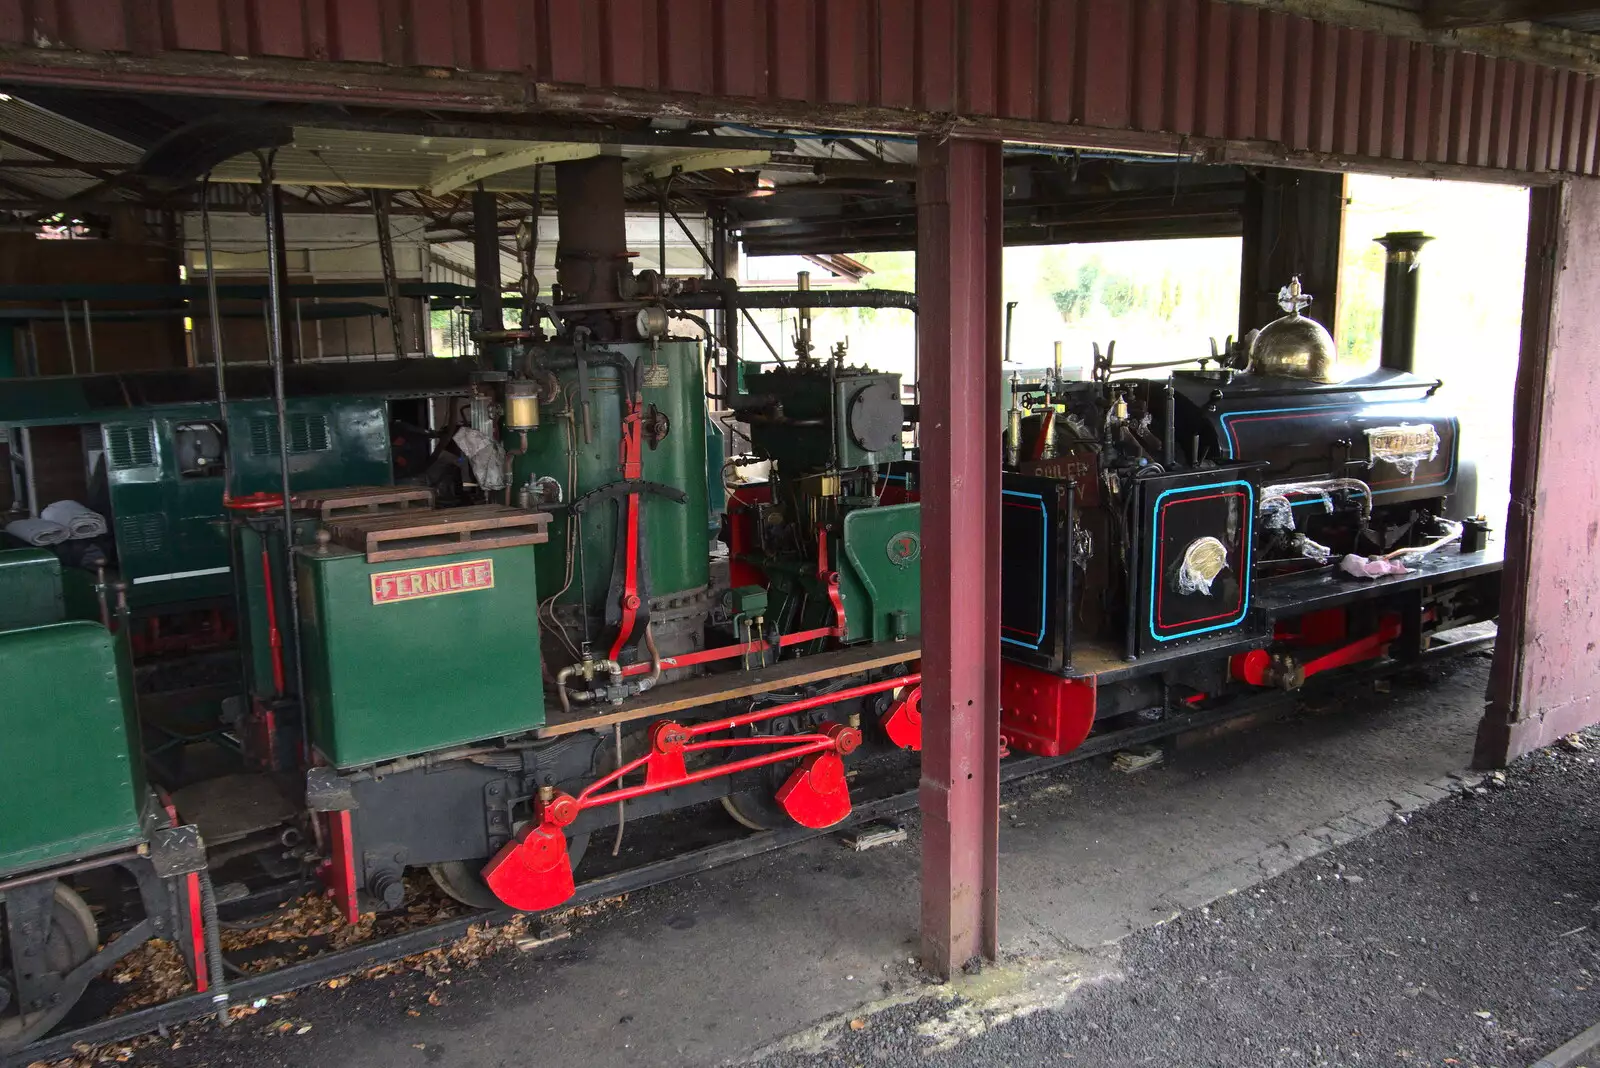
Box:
[43, 650, 1581, 1068]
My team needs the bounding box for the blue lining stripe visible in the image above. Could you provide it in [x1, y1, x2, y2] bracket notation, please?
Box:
[1147, 479, 1254, 643]
[1000, 489, 1049, 651]
[1218, 400, 1457, 496]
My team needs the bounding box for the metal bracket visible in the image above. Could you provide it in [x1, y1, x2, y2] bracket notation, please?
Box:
[2, 881, 56, 1016]
[146, 825, 207, 879]
[484, 778, 512, 853]
[570, 479, 688, 514]
[305, 766, 358, 812]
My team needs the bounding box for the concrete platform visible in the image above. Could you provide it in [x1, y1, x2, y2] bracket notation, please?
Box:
[139, 653, 1495, 1068]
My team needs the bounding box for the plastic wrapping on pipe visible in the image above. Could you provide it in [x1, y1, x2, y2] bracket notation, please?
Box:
[1365, 424, 1439, 479]
[1259, 495, 1298, 530]
[453, 426, 507, 492]
[1259, 478, 1374, 523]
[1290, 533, 1333, 564]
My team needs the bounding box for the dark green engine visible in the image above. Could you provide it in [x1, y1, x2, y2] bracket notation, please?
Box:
[727, 359, 921, 648]
[743, 362, 905, 473]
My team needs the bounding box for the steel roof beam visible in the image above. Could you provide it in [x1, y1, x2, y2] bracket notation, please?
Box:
[622, 149, 771, 187]
[426, 143, 599, 196]
[1427, 0, 1600, 24]
[1423, 0, 1600, 25]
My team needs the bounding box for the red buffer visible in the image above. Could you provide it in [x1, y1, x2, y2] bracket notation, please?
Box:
[998, 662, 1096, 758]
[881, 685, 923, 751]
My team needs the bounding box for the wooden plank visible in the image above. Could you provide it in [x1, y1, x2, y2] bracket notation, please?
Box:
[536, 641, 923, 738]
[326, 505, 552, 561]
[364, 528, 549, 563]
[291, 484, 435, 520]
[328, 504, 514, 535]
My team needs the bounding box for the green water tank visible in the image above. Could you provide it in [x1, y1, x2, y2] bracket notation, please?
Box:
[0, 621, 144, 876]
[295, 542, 545, 769]
[0, 549, 65, 630]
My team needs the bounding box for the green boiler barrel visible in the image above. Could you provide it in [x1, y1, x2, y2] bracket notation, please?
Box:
[512, 341, 711, 640]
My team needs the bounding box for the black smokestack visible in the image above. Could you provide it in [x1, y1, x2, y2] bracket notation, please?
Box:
[473, 186, 507, 370]
[554, 153, 634, 342]
[1375, 231, 1433, 375]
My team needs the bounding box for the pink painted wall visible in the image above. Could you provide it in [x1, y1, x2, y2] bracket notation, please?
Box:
[1479, 178, 1600, 764]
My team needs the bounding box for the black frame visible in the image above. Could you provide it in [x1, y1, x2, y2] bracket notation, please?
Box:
[998, 472, 1075, 676]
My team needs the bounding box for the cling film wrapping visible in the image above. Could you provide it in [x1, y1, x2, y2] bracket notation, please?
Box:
[1365, 424, 1440, 479]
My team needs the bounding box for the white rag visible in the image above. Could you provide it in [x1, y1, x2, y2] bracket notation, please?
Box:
[40, 500, 108, 539]
[5, 517, 68, 546]
[1339, 553, 1409, 580]
[453, 426, 508, 492]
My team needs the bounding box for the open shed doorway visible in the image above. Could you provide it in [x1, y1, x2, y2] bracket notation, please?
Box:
[1335, 174, 1530, 536]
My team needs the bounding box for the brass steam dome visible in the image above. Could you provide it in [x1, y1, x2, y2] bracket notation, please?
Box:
[1249, 277, 1339, 383]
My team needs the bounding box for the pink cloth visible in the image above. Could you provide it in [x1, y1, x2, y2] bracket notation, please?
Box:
[1339, 554, 1409, 579]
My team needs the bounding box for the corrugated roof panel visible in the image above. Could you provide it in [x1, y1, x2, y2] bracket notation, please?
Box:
[0, 96, 139, 164]
[0, 0, 1591, 177]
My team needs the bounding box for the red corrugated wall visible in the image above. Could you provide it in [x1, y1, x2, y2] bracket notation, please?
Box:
[0, 0, 1595, 177]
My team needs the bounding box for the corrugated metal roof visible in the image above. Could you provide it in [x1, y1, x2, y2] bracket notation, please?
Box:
[0, 95, 140, 198]
[1542, 12, 1600, 34]
[0, 1, 1591, 179]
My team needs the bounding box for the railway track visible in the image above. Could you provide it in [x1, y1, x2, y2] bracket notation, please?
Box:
[10, 632, 1494, 1067]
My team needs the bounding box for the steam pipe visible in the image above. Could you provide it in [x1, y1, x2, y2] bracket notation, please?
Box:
[673, 287, 917, 313]
[1375, 231, 1433, 375]
[199, 178, 230, 502]
[258, 151, 308, 756]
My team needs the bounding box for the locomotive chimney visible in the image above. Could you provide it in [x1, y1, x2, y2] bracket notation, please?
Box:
[473, 187, 508, 371]
[1375, 231, 1433, 375]
[554, 152, 636, 341]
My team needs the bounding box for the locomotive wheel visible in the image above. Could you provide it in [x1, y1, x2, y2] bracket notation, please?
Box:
[428, 832, 591, 911]
[721, 724, 810, 831]
[720, 792, 794, 832]
[0, 882, 99, 1048]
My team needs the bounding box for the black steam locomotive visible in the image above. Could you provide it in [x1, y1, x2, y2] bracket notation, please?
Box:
[991, 258, 1498, 759]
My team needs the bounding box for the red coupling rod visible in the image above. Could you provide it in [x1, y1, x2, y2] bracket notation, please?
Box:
[617, 624, 839, 679]
[678, 673, 918, 739]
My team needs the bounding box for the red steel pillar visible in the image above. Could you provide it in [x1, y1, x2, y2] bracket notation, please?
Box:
[1476, 179, 1600, 765]
[915, 135, 1004, 978]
